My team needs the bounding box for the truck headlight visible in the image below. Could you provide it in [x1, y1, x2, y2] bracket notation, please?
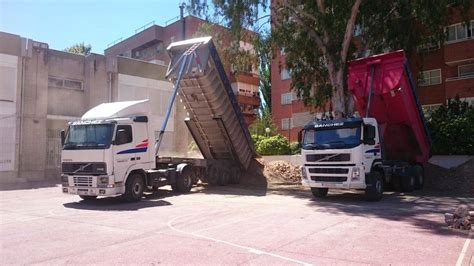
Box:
[301, 167, 307, 180]
[61, 175, 68, 185]
[98, 176, 109, 185]
[352, 167, 360, 180]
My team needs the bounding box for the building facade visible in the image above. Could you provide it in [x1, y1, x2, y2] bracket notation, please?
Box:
[0, 31, 185, 184]
[272, 8, 474, 141]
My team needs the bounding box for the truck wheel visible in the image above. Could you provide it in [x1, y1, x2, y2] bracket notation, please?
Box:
[207, 165, 219, 185]
[79, 195, 97, 201]
[122, 173, 145, 202]
[311, 188, 328, 198]
[413, 165, 424, 190]
[229, 166, 241, 184]
[218, 171, 230, 186]
[173, 168, 193, 193]
[400, 175, 415, 192]
[365, 171, 384, 201]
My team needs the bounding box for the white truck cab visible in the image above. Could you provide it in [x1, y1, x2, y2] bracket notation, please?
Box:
[299, 117, 385, 200]
[61, 100, 164, 201]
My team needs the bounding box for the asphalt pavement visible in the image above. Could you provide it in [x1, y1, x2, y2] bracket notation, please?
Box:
[0, 184, 472, 265]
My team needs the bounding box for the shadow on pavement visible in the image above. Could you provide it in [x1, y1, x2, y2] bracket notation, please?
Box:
[63, 193, 172, 211]
[269, 183, 473, 237]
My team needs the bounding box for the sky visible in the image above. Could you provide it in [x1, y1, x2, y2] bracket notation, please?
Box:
[0, 0, 196, 54]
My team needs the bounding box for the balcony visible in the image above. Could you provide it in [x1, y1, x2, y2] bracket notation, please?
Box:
[444, 38, 474, 65]
[445, 75, 474, 98]
[236, 93, 261, 107]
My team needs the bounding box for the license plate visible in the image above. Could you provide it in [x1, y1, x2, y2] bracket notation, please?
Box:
[77, 189, 89, 195]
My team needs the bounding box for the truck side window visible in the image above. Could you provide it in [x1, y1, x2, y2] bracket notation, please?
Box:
[115, 125, 133, 145]
[363, 125, 376, 145]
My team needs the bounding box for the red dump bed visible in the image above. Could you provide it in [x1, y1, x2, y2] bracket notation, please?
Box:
[348, 50, 431, 164]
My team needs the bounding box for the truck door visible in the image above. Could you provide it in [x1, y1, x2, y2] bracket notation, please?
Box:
[113, 124, 135, 183]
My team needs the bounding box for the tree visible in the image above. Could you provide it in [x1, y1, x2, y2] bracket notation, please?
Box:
[64, 42, 91, 55]
[255, 31, 272, 111]
[188, 0, 471, 117]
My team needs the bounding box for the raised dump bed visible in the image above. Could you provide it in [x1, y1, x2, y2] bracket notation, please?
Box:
[347, 50, 431, 164]
[165, 37, 255, 170]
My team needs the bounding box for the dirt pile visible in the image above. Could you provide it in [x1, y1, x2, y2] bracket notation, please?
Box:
[262, 160, 301, 184]
[239, 159, 302, 186]
[425, 158, 474, 196]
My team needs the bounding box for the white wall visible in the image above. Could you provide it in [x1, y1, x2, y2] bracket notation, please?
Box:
[0, 53, 18, 171]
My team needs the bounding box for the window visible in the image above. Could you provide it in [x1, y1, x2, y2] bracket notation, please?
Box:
[281, 118, 292, 130]
[115, 125, 132, 145]
[461, 97, 474, 106]
[459, 64, 474, 78]
[419, 69, 441, 86]
[48, 76, 83, 90]
[446, 21, 473, 42]
[281, 92, 296, 105]
[280, 68, 291, 80]
[280, 48, 286, 56]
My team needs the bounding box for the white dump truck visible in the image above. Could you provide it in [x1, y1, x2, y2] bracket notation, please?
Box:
[60, 37, 255, 201]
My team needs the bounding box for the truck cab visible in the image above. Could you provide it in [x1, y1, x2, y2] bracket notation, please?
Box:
[61, 100, 163, 201]
[300, 117, 384, 200]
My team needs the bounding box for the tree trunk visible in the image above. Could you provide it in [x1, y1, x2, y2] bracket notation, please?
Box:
[331, 69, 346, 119]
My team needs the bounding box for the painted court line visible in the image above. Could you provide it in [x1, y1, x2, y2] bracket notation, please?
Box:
[456, 232, 472, 266]
[167, 215, 312, 265]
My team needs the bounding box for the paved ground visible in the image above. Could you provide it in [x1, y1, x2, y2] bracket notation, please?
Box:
[0, 184, 473, 265]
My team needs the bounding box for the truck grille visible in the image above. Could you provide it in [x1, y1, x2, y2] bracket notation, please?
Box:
[311, 176, 347, 182]
[73, 176, 93, 187]
[309, 168, 349, 174]
[306, 153, 350, 162]
[62, 162, 106, 175]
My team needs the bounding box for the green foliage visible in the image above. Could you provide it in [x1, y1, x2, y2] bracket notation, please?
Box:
[290, 142, 301, 155]
[249, 106, 277, 136]
[256, 134, 290, 155]
[255, 32, 272, 111]
[64, 42, 91, 55]
[428, 97, 474, 155]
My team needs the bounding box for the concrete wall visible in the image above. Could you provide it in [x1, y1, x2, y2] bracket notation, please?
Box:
[0, 31, 188, 184]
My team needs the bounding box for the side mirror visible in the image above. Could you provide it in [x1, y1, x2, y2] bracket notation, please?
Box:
[297, 130, 303, 145]
[364, 125, 376, 145]
[60, 130, 66, 146]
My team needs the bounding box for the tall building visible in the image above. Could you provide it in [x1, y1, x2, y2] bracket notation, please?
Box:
[105, 15, 261, 124]
[271, 7, 474, 141]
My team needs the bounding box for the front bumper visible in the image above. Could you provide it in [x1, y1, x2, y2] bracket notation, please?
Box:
[301, 165, 367, 190]
[61, 174, 125, 196]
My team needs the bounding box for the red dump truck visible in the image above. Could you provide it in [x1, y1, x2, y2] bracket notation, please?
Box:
[299, 50, 431, 201]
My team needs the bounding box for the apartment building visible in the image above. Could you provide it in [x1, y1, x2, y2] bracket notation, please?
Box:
[105, 15, 261, 124]
[272, 8, 474, 141]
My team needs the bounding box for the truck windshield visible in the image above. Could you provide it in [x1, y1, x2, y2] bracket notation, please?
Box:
[303, 126, 361, 150]
[63, 124, 114, 150]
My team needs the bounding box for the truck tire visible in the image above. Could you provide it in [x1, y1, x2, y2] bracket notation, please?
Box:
[413, 165, 424, 190]
[400, 175, 415, 192]
[172, 167, 193, 193]
[229, 166, 241, 184]
[207, 165, 220, 186]
[365, 171, 384, 201]
[218, 171, 230, 186]
[311, 188, 328, 198]
[79, 195, 97, 201]
[122, 173, 145, 202]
